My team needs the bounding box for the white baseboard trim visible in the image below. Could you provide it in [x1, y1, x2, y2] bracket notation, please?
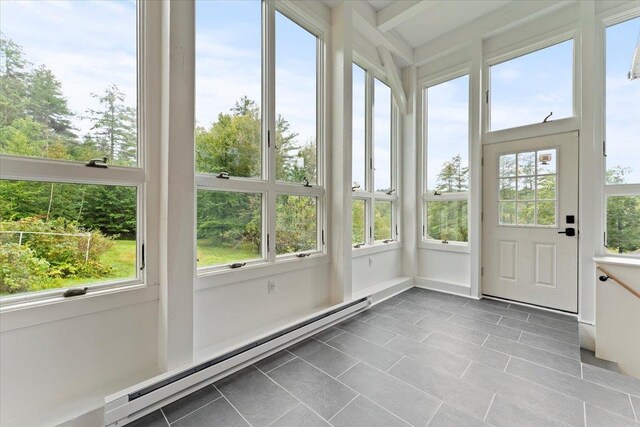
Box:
[414, 277, 476, 299]
[353, 276, 414, 304]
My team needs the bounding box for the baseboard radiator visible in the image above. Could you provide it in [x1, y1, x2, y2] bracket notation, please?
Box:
[104, 297, 370, 426]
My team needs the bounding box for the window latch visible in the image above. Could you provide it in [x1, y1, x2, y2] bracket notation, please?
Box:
[353, 242, 365, 248]
[296, 253, 311, 258]
[217, 171, 230, 179]
[302, 177, 312, 188]
[542, 112, 553, 123]
[139, 243, 145, 271]
[63, 287, 88, 298]
[230, 262, 246, 269]
[86, 157, 108, 168]
[383, 239, 394, 243]
[352, 183, 361, 191]
[433, 190, 442, 196]
[441, 239, 449, 244]
[386, 189, 395, 195]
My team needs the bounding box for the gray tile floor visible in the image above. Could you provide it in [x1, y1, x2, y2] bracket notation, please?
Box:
[130, 288, 640, 427]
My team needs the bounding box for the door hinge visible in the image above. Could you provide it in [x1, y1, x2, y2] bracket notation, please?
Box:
[395, 225, 398, 236]
[603, 140, 607, 157]
[481, 267, 484, 276]
[369, 226, 372, 238]
[268, 130, 271, 148]
[267, 233, 270, 252]
[481, 157, 484, 167]
[485, 90, 489, 104]
[322, 229, 325, 246]
[422, 225, 425, 236]
[370, 158, 373, 169]
[481, 212, 483, 221]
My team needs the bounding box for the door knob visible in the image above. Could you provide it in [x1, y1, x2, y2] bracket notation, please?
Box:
[558, 227, 576, 236]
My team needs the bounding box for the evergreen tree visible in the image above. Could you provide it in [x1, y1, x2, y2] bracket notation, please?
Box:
[25, 65, 75, 138]
[0, 34, 29, 127]
[435, 154, 468, 193]
[86, 84, 136, 165]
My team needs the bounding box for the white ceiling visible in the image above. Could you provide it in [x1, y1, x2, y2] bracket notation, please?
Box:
[390, 1, 512, 48]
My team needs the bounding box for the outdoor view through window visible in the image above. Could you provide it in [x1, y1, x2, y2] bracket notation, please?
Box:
[0, 1, 138, 296]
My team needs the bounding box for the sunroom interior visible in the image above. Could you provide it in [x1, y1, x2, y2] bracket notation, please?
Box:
[0, 0, 639, 426]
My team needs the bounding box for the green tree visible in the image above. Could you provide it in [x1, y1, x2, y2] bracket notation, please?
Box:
[0, 34, 29, 127]
[606, 167, 640, 254]
[86, 84, 136, 165]
[435, 154, 468, 193]
[427, 154, 469, 242]
[25, 65, 75, 138]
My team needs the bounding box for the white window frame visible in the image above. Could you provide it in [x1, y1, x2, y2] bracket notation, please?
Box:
[351, 59, 400, 256]
[600, 8, 640, 258]
[483, 28, 580, 144]
[0, 1, 149, 307]
[419, 66, 471, 253]
[195, 0, 328, 283]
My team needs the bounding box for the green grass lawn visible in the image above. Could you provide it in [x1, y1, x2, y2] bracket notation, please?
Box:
[2, 239, 260, 296]
[197, 239, 260, 267]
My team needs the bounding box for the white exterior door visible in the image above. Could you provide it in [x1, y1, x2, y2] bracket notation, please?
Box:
[482, 132, 578, 312]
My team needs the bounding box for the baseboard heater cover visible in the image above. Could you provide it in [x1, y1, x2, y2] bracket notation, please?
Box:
[104, 297, 369, 426]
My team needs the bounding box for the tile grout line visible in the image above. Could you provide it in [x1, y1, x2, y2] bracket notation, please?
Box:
[459, 360, 473, 379]
[483, 393, 497, 422]
[331, 326, 401, 351]
[266, 403, 300, 426]
[213, 384, 255, 427]
[160, 408, 170, 426]
[503, 356, 512, 373]
[166, 394, 225, 425]
[385, 355, 405, 373]
[326, 394, 360, 422]
[425, 400, 444, 426]
[517, 330, 523, 342]
[583, 401, 587, 427]
[629, 394, 638, 422]
[256, 355, 299, 375]
[413, 314, 427, 325]
[357, 394, 419, 427]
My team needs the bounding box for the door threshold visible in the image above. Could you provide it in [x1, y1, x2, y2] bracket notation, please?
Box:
[482, 294, 578, 317]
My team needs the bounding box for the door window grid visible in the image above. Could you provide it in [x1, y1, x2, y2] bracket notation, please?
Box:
[498, 149, 558, 227]
[195, 2, 326, 273]
[351, 62, 398, 249]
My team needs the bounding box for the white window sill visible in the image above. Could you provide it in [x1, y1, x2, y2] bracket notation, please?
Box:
[419, 240, 470, 253]
[195, 253, 330, 290]
[352, 241, 402, 257]
[0, 283, 159, 333]
[594, 256, 640, 268]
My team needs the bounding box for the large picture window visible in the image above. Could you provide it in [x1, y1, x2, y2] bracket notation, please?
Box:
[0, 1, 141, 300]
[423, 74, 469, 244]
[351, 63, 398, 250]
[195, 1, 325, 272]
[604, 16, 640, 256]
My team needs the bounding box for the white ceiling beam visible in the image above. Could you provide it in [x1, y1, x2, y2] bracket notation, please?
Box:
[376, 0, 440, 33]
[378, 46, 408, 115]
[414, 0, 574, 66]
[350, 0, 413, 65]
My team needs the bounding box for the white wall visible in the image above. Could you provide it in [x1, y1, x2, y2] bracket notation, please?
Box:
[352, 250, 404, 293]
[0, 299, 159, 426]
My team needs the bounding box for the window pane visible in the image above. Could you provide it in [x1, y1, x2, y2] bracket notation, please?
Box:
[606, 196, 640, 254]
[537, 175, 556, 200]
[499, 202, 516, 225]
[195, 0, 262, 178]
[537, 201, 556, 226]
[426, 75, 469, 193]
[352, 64, 366, 190]
[0, 180, 136, 296]
[517, 177, 535, 200]
[275, 12, 317, 184]
[517, 202, 535, 225]
[499, 178, 516, 200]
[490, 40, 573, 131]
[426, 200, 468, 242]
[0, 1, 137, 166]
[606, 17, 640, 184]
[374, 200, 392, 241]
[499, 153, 516, 177]
[373, 79, 392, 192]
[352, 199, 366, 245]
[196, 190, 262, 268]
[517, 151, 536, 176]
[276, 195, 317, 254]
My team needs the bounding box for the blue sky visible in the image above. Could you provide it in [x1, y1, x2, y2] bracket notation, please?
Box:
[2, 1, 637, 185]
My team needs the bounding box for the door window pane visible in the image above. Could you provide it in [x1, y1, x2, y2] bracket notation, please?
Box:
[606, 17, 640, 184]
[426, 200, 468, 242]
[352, 64, 366, 190]
[0, 1, 137, 165]
[498, 149, 557, 226]
[275, 12, 317, 184]
[0, 180, 136, 296]
[195, 0, 262, 178]
[276, 195, 317, 254]
[196, 190, 262, 268]
[352, 199, 366, 245]
[490, 40, 573, 131]
[606, 196, 640, 255]
[374, 200, 392, 241]
[426, 75, 469, 193]
[373, 79, 392, 192]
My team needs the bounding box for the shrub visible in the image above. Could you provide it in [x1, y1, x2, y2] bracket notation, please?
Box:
[0, 243, 49, 294]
